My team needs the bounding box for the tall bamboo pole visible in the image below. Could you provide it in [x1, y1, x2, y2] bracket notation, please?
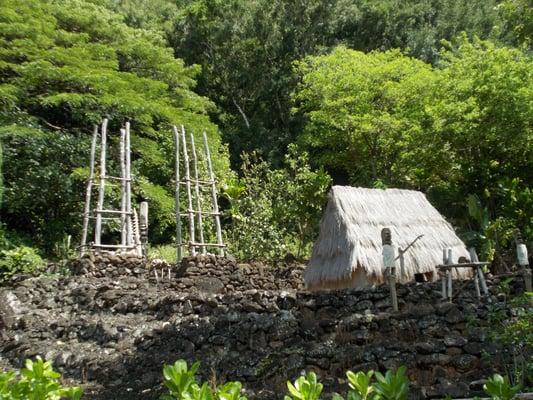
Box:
[181, 126, 196, 255]
[125, 122, 132, 246]
[190, 133, 206, 254]
[173, 126, 182, 262]
[202, 131, 224, 256]
[94, 118, 108, 249]
[80, 124, 99, 256]
[120, 128, 127, 246]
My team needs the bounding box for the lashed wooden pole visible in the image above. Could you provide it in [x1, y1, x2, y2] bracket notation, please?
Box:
[173, 126, 182, 262]
[94, 118, 108, 250]
[120, 128, 127, 246]
[181, 126, 196, 255]
[190, 132, 206, 255]
[202, 131, 224, 256]
[469, 247, 481, 298]
[80, 124, 99, 256]
[125, 122, 132, 247]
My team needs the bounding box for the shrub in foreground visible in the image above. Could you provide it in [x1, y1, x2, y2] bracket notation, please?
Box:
[0, 357, 82, 400]
[0, 358, 525, 399]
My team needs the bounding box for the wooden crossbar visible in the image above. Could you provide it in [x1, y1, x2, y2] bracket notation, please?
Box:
[178, 179, 215, 185]
[188, 242, 226, 248]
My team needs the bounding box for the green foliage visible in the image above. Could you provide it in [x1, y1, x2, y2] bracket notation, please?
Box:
[497, 0, 533, 47]
[0, 0, 229, 253]
[99, 0, 180, 34]
[346, 370, 374, 400]
[485, 293, 533, 387]
[160, 359, 247, 400]
[0, 357, 83, 400]
[0, 128, 89, 251]
[373, 367, 409, 400]
[284, 372, 323, 400]
[148, 244, 177, 264]
[294, 38, 533, 265]
[161, 360, 200, 399]
[294, 46, 434, 186]
[484, 374, 521, 400]
[172, 0, 507, 166]
[0, 245, 44, 282]
[226, 146, 330, 261]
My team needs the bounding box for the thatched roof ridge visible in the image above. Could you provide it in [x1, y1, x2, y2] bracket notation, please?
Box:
[305, 186, 471, 289]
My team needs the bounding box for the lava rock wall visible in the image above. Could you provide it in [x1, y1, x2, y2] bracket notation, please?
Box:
[0, 256, 523, 399]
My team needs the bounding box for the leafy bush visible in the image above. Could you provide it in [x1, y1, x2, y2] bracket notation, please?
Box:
[485, 293, 533, 387]
[0, 245, 44, 282]
[225, 145, 330, 261]
[373, 367, 409, 400]
[332, 367, 408, 400]
[484, 374, 521, 400]
[161, 361, 528, 400]
[160, 360, 247, 400]
[345, 370, 374, 400]
[284, 371, 323, 400]
[0, 357, 83, 399]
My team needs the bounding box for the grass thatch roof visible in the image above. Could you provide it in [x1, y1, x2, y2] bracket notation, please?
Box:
[305, 186, 471, 290]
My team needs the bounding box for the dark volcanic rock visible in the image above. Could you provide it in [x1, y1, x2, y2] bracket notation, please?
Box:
[0, 256, 520, 400]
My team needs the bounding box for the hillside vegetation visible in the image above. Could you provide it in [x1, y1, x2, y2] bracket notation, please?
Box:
[0, 0, 532, 266]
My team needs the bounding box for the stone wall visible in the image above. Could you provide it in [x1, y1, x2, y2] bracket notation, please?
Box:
[0, 256, 526, 399]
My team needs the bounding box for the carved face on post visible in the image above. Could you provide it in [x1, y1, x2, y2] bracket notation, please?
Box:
[381, 228, 392, 245]
[513, 228, 523, 245]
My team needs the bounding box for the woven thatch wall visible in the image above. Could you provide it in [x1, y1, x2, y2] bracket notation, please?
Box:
[305, 186, 472, 290]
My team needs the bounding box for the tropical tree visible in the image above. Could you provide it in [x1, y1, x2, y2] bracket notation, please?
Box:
[0, 0, 229, 251]
[293, 46, 435, 186]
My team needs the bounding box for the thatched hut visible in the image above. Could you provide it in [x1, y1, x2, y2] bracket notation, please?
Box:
[305, 186, 471, 290]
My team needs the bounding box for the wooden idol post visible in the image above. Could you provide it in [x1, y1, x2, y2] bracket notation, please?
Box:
[382, 228, 398, 311]
[514, 229, 532, 293]
[447, 248, 453, 302]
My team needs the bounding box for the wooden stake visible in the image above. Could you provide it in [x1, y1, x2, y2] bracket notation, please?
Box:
[190, 132, 206, 255]
[125, 122, 132, 246]
[80, 124, 98, 256]
[469, 247, 481, 298]
[447, 248, 453, 302]
[173, 126, 182, 262]
[181, 126, 196, 255]
[120, 128, 127, 246]
[202, 131, 224, 256]
[441, 249, 447, 300]
[470, 248, 489, 296]
[381, 228, 398, 312]
[94, 118, 108, 249]
[398, 247, 405, 282]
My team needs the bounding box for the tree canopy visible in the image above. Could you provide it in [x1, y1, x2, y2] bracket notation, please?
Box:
[0, 0, 229, 250]
[0, 0, 531, 264]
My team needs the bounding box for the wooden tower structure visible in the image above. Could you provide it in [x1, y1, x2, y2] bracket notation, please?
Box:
[80, 119, 144, 256]
[173, 125, 225, 261]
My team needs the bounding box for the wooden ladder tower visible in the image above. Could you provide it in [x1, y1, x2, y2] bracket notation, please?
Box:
[80, 119, 142, 256]
[173, 125, 225, 261]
